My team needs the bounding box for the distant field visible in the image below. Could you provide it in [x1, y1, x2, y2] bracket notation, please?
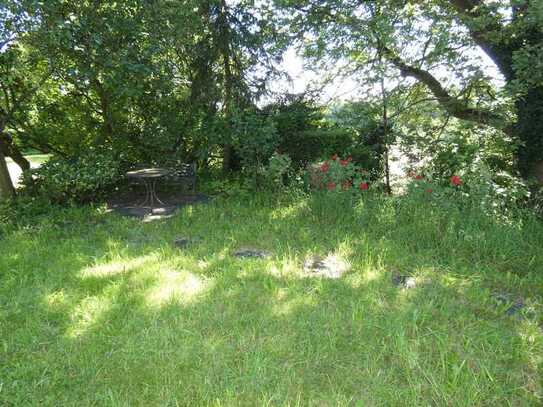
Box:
[6, 154, 50, 187]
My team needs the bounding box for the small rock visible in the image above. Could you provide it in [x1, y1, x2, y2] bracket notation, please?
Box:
[392, 275, 417, 289]
[303, 254, 350, 279]
[505, 300, 525, 316]
[492, 291, 526, 316]
[233, 247, 271, 259]
[173, 237, 192, 249]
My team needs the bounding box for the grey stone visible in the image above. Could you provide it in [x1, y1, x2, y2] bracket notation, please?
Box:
[303, 255, 350, 279]
[492, 291, 526, 316]
[505, 300, 525, 316]
[173, 236, 193, 249]
[392, 275, 417, 289]
[233, 247, 272, 259]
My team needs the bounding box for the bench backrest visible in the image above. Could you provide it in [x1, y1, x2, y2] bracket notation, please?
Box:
[173, 162, 196, 177]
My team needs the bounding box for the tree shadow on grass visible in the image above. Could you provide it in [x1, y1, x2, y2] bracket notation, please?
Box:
[1, 195, 541, 405]
[29, 268, 540, 405]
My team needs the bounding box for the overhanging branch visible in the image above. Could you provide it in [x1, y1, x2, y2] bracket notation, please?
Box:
[448, 0, 514, 79]
[383, 47, 507, 129]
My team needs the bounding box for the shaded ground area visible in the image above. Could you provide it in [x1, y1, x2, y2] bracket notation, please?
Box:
[107, 188, 210, 219]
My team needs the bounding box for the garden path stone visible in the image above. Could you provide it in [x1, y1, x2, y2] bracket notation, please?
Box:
[492, 292, 526, 316]
[505, 301, 526, 316]
[303, 254, 350, 279]
[392, 275, 417, 289]
[173, 236, 200, 249]
[233, 247, 272, 259]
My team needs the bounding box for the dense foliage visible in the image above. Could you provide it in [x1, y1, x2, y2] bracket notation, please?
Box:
[0, 0, 541, 208]
[23, 149, 125, 203]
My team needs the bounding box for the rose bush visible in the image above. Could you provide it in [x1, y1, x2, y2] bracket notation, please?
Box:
[309, 154, 371, 193]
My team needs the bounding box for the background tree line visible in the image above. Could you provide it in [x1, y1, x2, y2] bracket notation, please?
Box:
[0, 0, 541, 204]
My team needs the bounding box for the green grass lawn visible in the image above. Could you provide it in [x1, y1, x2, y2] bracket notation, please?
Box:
[1, 192, 542, 405]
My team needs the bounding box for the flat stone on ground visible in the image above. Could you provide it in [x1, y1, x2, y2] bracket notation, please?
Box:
[233, 247, 272, 259]
[303, 254, 350, 279]
[492, 291, 526, 316]
[392, 275, 417, 289]
[173, 237, 191, 249]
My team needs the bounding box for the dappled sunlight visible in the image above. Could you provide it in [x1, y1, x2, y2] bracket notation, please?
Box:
[65, 291, 116, 339]
[145, 269, 213, 308]
[267, 258, 299, 278]
[45, 289, 70, 310]
[271, 288, 317, 317]
[3, 186, 543, 405]
[358, 267, 384, 284]
[79, 253, 160, 278]
[269, 199, 309, 220]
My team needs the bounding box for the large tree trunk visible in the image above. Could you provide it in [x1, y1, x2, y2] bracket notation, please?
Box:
[515, 85, 543, 184]
[447, 0, 542, 185]
[0, 147, 15, 201]
[93, 80, 114, 144]
[222, 144, 241, 172]
[0, 123, 16, 200]
[218, 0, 242, 174]
[222, 144, 234, 172]
[0, 133, 31, 173]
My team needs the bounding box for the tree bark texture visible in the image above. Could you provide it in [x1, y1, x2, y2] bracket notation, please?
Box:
[0, 147, 14, 200]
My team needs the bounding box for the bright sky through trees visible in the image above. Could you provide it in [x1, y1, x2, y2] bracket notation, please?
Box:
[277, 45, 503, 103]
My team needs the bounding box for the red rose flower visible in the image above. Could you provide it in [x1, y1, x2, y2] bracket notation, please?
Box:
[340, 159, 348, 166]
[425, 188, 433, 193]
[327, 182, 336, 191]
[332, 154, 338, 161]
[359, 182, 369, 191]
[415, 175, 424, 180]
[320, 161, 330, 172]
[450, 175, 462, 186]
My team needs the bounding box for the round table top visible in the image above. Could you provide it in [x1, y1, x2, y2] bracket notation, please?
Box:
[126, 168, 171, 179]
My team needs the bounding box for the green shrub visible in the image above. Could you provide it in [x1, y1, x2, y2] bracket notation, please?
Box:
[23, 149, 125, 203]
[405, 164, 531, 217]
[265, 99, 386, 175]
[0, 195, 59, 235]
[278, 128, 353, 168]
[230, 109, 279, 187]
[260, 152, 293, 191]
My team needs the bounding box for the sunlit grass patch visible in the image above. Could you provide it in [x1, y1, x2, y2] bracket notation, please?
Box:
[66, 293, 116, 339]
[145, 269, 212, 307]
[80, 253, 160, 278]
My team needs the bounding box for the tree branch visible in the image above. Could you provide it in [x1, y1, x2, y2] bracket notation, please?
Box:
[448, 0, 514, 79]
[384, 47, 506, 129]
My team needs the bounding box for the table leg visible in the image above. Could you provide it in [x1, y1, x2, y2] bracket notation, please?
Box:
[137, 180, 152, 208]
[149, 180, 166, 207]
[134, 179, 166, 208]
